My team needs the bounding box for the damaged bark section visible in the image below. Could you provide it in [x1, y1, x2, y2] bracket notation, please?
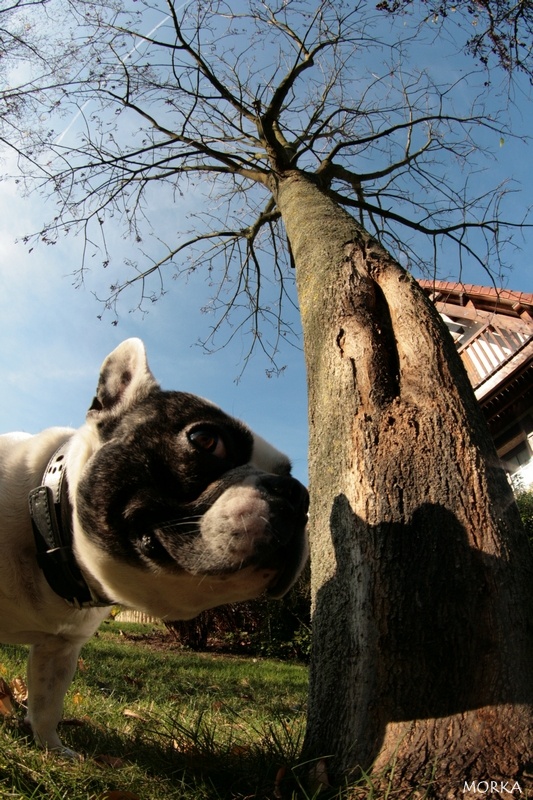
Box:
[273, 170, 533, 797]
[336, 243, 400, 411]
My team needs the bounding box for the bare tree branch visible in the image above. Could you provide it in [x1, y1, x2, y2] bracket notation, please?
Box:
[0, 0, 531, 362]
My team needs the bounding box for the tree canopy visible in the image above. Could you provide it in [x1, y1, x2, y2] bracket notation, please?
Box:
[378, 0, 533, 79]
[1, 0, 531, 364]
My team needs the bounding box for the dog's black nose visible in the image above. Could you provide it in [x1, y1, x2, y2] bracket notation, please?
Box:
[258, 474, 309, 517]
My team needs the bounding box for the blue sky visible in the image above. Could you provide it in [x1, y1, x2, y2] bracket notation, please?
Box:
[0, 4, 531, 488]
[0, 155, 310, 481]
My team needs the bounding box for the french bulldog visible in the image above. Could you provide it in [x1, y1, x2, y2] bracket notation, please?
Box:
[0, 338, 308, 758]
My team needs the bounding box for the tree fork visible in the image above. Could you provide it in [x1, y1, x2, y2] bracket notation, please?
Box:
[273, 170, 533, 795]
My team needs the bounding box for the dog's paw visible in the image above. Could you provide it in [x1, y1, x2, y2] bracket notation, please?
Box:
[49, 745, 84, 762]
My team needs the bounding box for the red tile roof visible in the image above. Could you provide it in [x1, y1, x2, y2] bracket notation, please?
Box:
[418, 279, 533, 320]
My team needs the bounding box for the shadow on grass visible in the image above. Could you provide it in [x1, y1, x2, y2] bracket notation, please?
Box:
[1, 701, 430, 799]
[1, 698, 311, 799]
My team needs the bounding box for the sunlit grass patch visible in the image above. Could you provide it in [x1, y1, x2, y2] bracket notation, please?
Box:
[0, 621, 310, 799]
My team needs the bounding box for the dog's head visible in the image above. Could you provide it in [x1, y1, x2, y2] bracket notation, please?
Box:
[68, 339, 308, 619]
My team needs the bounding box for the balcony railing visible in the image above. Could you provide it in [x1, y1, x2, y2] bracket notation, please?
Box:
[457, 321, 532, 389]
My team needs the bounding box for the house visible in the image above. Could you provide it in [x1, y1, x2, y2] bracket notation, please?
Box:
[419, 280, 533, 490]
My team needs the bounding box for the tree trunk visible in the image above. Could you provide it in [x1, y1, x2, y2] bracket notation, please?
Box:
[272, 170, 533, 798]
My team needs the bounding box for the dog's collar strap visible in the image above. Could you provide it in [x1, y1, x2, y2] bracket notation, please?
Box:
[29, 444, 111, 610]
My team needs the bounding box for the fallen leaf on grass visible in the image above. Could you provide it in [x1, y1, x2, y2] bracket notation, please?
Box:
[310, 759, 330, 790]
[0, 679, 14, 716]
[95, 754, 127, 769]
[230, 744, 252, 756]
[11, 676, 28, 703]
[171, 739, 205, 758]
[274, 766, 287, 799]
[123, 675, 143, 688]
[123, 709, 147, 721]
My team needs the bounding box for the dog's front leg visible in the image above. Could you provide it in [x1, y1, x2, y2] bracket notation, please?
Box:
[25, 635, 84, 759]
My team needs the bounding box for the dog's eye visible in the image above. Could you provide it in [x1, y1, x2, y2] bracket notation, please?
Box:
[188, 428, 227, 459]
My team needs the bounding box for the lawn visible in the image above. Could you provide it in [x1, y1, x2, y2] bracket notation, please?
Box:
[0, 620, 314, 800]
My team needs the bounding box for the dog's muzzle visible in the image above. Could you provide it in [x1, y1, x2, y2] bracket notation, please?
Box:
[255, 473, 309, 598]
[151, 470, 309, 597]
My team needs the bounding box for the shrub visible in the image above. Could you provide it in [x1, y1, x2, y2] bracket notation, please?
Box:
[166, 565, 311, 661]
[516, 488, 533, 545]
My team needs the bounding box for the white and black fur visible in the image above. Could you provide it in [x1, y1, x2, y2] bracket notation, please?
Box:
[0, 339, 308, 757]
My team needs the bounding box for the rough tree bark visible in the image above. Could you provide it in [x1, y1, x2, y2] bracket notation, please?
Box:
[272, 170, 533, 797]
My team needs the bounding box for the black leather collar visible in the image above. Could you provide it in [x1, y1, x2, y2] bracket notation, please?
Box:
[29, 444, 112, 609]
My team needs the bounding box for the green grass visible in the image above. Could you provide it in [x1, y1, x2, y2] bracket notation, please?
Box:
[0, 621, 318, 800]
[0, 623, 421, 799]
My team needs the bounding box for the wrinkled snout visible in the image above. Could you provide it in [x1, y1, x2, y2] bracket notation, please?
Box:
[255, 473, 309, 598]
[157, 468, 309, 597]
[256, 473, 309, 525]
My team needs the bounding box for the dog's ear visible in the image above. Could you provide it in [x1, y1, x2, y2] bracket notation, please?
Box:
[88, 338, 159, 415]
